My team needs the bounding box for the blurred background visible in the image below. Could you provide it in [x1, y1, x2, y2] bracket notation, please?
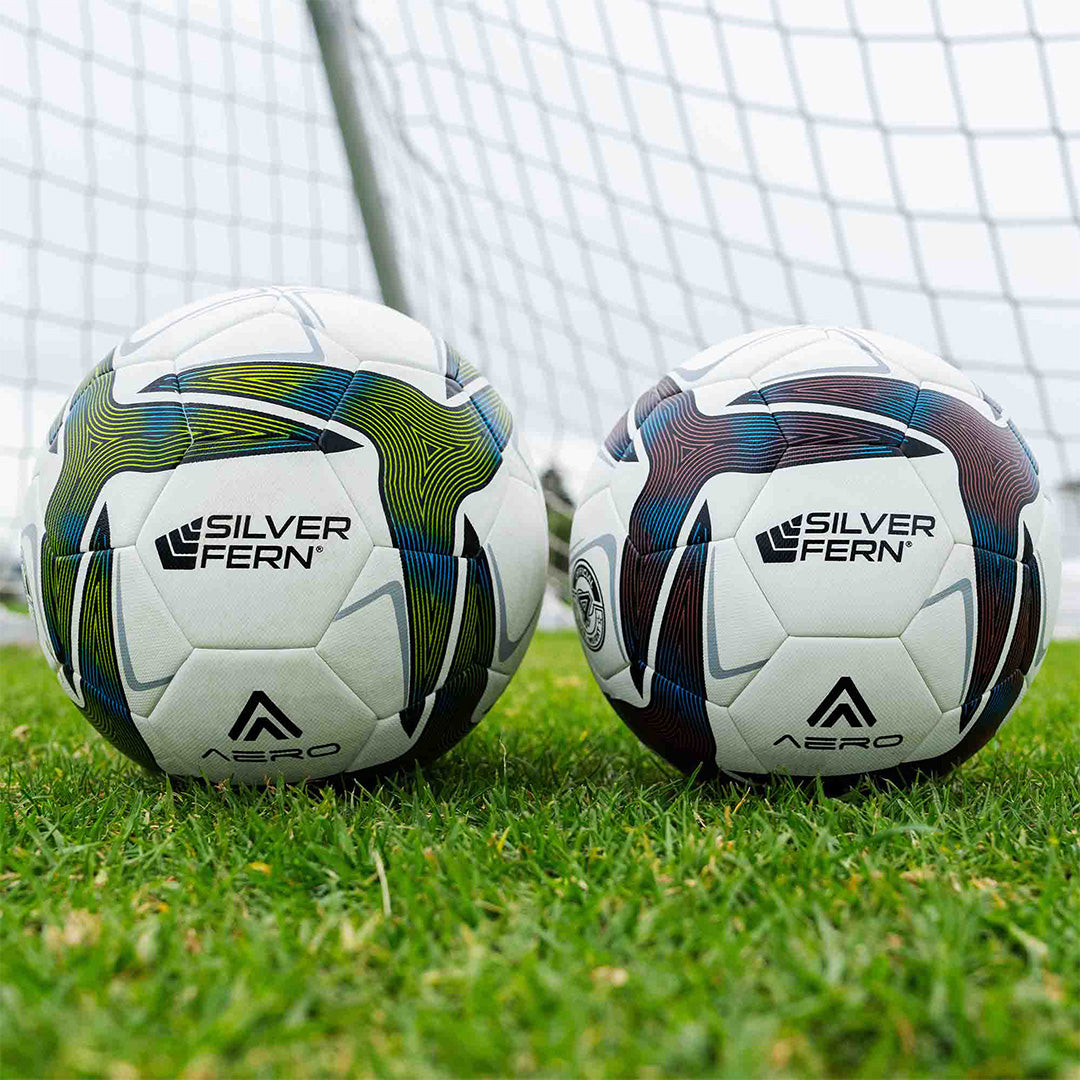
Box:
[1, 0, 1077, 632]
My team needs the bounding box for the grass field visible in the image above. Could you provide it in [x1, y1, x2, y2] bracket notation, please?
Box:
[1, 633, 1078, 1078]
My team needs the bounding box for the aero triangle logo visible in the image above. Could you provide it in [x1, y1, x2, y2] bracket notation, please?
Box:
[228, 691, 304, 741]
[805, 677, 878, 728]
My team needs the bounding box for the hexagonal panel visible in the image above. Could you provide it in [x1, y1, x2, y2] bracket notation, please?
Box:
[736, 454, 952, 637]
[674, 326, 824, 385]
[344, 669, 509, 774]
[754, 331, 917, 386]
[901, 543, 975, 712]
[317, 546, 410, 720]
[113, 547, 192, 718]
[1033, 495, 1062, 672]
[605, 437, 651, 534]
[173, 310, 324, 373]
[324, 438, 394, 549]
[114, 288, 277, 369]
[137, 449, 372, 648]
[289, 288, 441, 374]
[728, 637, 942, 777]
[856, 329, 981, 397]
[485, 476, 547, 676]
[136, 647, 376, 782]
[596, 664, 767, 778]
[706, 699, 768, 779]
[18, 484, 57, 671]
[500, 434, 544, 495]
[703, 539, 786, 707]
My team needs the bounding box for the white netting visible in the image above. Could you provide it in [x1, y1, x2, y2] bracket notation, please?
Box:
[2, 0, 1079, 578]
[0, 0, 375, 565]
[344, 0, 1079, 497]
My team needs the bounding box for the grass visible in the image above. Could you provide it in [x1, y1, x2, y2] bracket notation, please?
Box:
[1, 633, 1078, 1079]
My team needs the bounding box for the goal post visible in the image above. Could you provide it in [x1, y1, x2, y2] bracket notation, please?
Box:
[306, 0, 411, 317]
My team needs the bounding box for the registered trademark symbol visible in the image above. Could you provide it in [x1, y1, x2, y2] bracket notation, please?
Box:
[316, 545, 324, 553]
[905, 540, 912, 546]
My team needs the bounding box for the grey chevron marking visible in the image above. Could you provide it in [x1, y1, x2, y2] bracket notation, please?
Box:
[115, 562, 175, 693]
[277, 287, 327, 328]
[568, 532, 626, 662]
[919, 577, 974, 695]
[19, 522, 48, 658]
[674, 327, 800, 384]
[761, 327, 890, 383]
[1033, 547, 1049, 671]
[140, 299, 331, 395]
[118, 288, 278, 357]
[332, 578, 410, 681]
[488, 547, 544, 663]
[706, 546, 768, 679]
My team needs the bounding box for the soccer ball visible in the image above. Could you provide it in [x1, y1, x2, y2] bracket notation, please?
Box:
[570, 327, 1062, 784]
[19, 287, 547, 783]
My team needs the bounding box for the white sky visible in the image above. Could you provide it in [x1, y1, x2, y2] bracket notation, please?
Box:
[2, 0, 1079, 558]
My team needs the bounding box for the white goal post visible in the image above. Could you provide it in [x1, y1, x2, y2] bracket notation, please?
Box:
[2, 1, 1078, 620]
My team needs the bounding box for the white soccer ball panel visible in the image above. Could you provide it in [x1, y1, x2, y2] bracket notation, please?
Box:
[690, 472, 772, 544]
[703, 539, 786, 707]
[501, 433, 544, 494]
[901, 543, 976, 712]
[137, 647, 377, 783]
[705, 700, 768, 778]
[728, 637, 942, 777]
[316, 545, 409, 720]
[324, 439, 394, 549]
[486, 477, 548, 676]
[113, 547, 192, 718]
[136, 450, 374, 648]
[597, 665, 646, 712]
[172, 310, 330, 373]
[114, 289, 277, 370]
[689, 378, 760, 416]
[19, 483, 56, 670]
[903, 704, 964, 766]
[290, 288, 441, 375]
[473, 668, 512, 725]
[854, 329, 982, 397]
[906, 444, 973, 548]
[736, 455, 953, 637]
[569, 488, 629, 681]
[85, 471, 178, 553]
[32, 430, 64, 513]
[1034, 496, 1062, 667]
[345, 669, 510, 773]
[674, 326, 823, 385]
[753, 331, 916, 386]
[605, 436, 651, 534]
[578, 452, 615, 508]
[457, 467, 510, 553]
[344, 705, 426, 775]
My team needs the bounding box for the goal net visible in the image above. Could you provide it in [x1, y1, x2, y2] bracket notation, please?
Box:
[2, 1, 1079, 607]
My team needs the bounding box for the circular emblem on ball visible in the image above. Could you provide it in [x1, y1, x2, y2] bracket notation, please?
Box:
[571, 559, 605, 651]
